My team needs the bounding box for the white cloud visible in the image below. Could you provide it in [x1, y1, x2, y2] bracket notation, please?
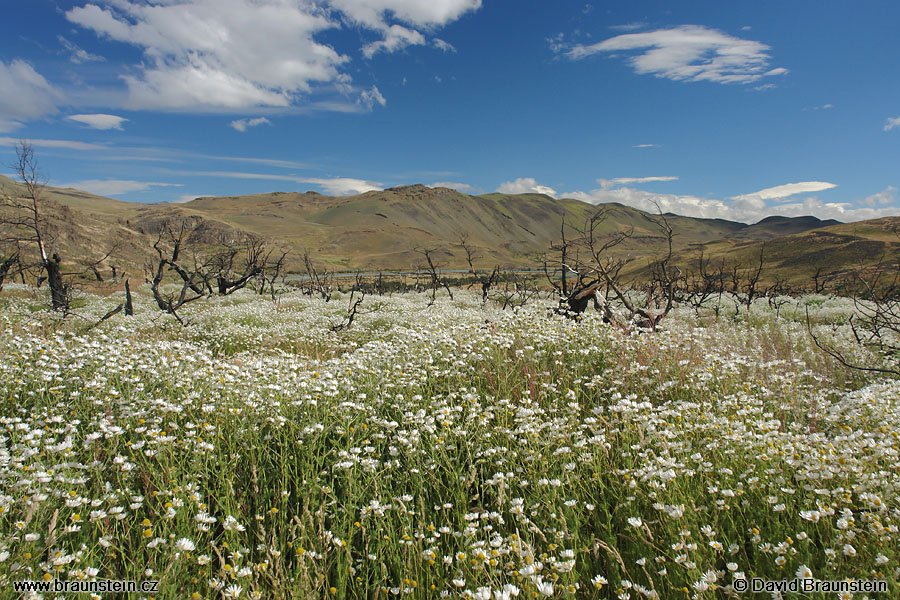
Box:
[199, 154, 310, 169]
[885, 116, 900, 131]
[597, 176, 678, 189]
[861, 186, 897, 207]
[633, 143, 659, 148]
[330, 0, 481, 28]
[171, 169, 382, 195]
[62, 179, 182, 196]
[180, 170, 310, 183]
[358, 85, 387, 110]
[58, 36, 105, 63]
[362, 24, 425, 58]
[432, 181, 477, 193]
[66, 0, 346, 110]
[66, 113, 128, 130]
[497, 177, 557, 197]
[433, 38, 456, 53]
[123, 62, 297, 111]
[761, 197, 899, 222]
[546, 32, 567, 54]
[731, 181, 837, 202]
[0, 137, 104, 151]
[229, 117, 271, 132]
[564, 182, 898, 224]
[610, 22, 646, 32]
[0, 60, 63, 128]
[567, 186, 733, 219]
[66, 0, 480, 111]
[304, 177, 382, 195]
[565, 25, 787, 85]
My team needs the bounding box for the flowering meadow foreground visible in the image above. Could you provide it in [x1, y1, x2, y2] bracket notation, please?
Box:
[0, 285, 898, 599]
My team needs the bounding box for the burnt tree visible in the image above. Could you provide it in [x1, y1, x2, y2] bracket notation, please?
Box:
[416, 247, 453, 306]
[1, 142, 68, 310]
[808, 257, 900, 376]
[457, 234, 500, 304]
[149, 224, 205, 325]
[545, 207, 685, 332]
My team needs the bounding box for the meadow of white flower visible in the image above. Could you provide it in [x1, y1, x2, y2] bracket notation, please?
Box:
[0, 285, 897, 599]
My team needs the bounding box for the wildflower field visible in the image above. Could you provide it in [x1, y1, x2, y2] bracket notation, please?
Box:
[0, 285, 898, 599]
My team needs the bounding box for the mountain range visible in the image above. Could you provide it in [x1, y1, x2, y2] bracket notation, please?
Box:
[2, 175, 898, 286]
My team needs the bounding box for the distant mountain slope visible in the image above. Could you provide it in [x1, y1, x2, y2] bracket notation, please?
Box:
[670, 217, 900, 286]
[177, 184, 757, 269]
[7, 175, 894, 285]
[730, 215, 843, 240]
[0, 175, 247, 280]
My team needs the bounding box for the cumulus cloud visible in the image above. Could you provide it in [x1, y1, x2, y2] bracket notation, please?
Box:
[731, 181, 837, 202]
[0, 60, 63, 130]
[304, 177, 382, 195]
[567, 186, 732, 218]
[885, 116, 900, 131]
[62, 179, 182, 196]
[331, 0, 481, 28]
[65, 0, 480, 111]
[362, 24, 425, 58]
[861, 186, 897, 207]
[564, 25, 787, 85]
[66, 113, 128, 130]
[497, 177, 557, 197]
[66, 0, 342, 110]
[229, 117, 271, 132]
[336, 0, 479, 60]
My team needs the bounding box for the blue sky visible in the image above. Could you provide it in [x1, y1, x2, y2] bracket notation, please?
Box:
[1, 0, 899, 223]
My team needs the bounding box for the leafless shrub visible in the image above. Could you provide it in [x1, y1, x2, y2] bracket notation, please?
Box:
[457, 233, 500, 305]
[808, 260, 900, 376]
[543, 207, 684, 332]
[416, 247, 453, 306]
[330, 290, 365, 332]
[301, 250, 333, 301]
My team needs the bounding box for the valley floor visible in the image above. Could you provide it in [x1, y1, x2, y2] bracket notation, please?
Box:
[0, 287, 898, 599]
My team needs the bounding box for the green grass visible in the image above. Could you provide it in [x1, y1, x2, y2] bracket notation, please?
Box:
[0, 288, 897, 599]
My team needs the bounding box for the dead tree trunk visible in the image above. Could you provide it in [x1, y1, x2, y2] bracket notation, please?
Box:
[46, 253, 67, 311]
[124, 279, 134, 316]
[0, 252, 18, 292]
